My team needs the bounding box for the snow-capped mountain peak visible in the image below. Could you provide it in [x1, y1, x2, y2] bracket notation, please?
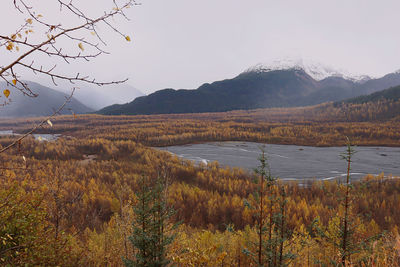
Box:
[245, 58, 372, 83]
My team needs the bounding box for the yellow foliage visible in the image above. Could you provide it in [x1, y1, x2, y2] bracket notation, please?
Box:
[3, 89, 10, 98]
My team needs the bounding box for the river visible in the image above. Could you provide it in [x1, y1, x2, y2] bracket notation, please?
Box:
[0, 130, 60, 141]
[157, 142, 400, 181]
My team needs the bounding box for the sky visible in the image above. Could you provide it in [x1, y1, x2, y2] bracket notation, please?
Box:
[1, 0, 400, 95]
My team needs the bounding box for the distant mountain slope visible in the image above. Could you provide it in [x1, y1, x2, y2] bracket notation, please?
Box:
[98, 69, 320, 115]
[0, 81, 93, 117]
[320, 85, 400, 122]
[98, 67, 400, 115]
[355, 72, 400, 95]
[71, 84, 145, 110]
[343, 85, 400, 104]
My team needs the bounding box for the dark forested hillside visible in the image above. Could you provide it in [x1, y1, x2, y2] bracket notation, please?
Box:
[98, 69, 400, 115]
[319, 85, 400, 121]
[343, 84, 400, 104]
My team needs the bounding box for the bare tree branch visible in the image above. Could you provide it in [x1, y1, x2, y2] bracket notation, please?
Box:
[1, 0, 134, 93]
[0, 0, 135, 153]
[0, 88, 74, 154]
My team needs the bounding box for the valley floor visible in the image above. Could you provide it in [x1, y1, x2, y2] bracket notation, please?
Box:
[0, 111, 399, 266]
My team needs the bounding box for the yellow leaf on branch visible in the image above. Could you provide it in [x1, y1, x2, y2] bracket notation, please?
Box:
[6, 42, 13, 51]
[3, 89, 10, 98]
[78, 43, 84, 51]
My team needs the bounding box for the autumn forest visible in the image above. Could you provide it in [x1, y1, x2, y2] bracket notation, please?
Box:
[1, 1, 400, 266]
[0, 102, 400, 266]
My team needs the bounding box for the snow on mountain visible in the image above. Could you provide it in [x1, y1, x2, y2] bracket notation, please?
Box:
[245, 58, 372, 83]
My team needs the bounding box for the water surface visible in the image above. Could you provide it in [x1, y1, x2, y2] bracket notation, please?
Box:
[157, 142, 400, 180]
[0, 130, 59, 141]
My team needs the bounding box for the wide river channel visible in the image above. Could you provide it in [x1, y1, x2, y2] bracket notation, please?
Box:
[157, 142, 400, 181]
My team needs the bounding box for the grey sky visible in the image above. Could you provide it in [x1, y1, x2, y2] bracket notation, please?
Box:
[2, 0, 400, 95]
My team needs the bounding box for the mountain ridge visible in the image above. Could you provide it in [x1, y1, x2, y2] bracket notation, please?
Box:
[342, 84, 400, 104]
[245, 59, 372, 82]
[0, 81, 93, 118]
[98, 67, 400, 115]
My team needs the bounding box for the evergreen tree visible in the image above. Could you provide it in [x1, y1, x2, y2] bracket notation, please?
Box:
[124, 175, 177, 267]
[312, 138, 382, 266]
[244, 148, 295, 266]
[340, 139, 355, 265]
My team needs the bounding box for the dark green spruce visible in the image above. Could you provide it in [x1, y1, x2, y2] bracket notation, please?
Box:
[243, 148, 295, 266]
[124, 175, 178, 267]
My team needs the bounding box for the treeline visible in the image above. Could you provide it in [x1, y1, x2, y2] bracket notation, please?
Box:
[1, 107, 400, 148]
[0, 136, 399, 265]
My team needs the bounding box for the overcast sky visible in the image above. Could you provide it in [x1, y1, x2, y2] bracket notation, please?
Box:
[2, 0, 400, 94]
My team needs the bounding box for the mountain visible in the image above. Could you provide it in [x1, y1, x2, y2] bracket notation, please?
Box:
[98, 64, 400, 115]
[69, 84, 145, 110]
[0, 81, 93, 117]
[246, 59, 371, 82]
[322, 85, 400, 121]
[353, 72, 400, 95]
[49, 82, 145, 110]
[98, 69, 318, 115]
[343, 84, 400, 104]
